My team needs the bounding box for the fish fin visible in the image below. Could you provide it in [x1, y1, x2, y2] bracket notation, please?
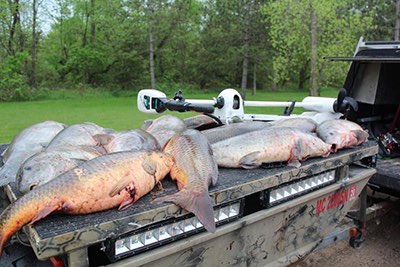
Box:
[323, 145, 333, 157]
[207, 143, 214, 156]
[0, 227, 12, 257]
[239, 151, 262, 169]
[142, 158, 157, 176]
[162, 137, 173, 151]
[118, 197, 135, 211]
[29, 204, 60, 225]
[207, 143, 219, 187]
[351, 130, 369, 144]
[292, 139, 303, 159]
[109, 175, 132, 197]
[141, 119, 153, 131]
[287, 160, 301, 168]
[93, 134, 113, 146]
[210, 172, 218, 187]
[155, 189, 216, 233]
[70, 158, 86, 165]
[0, 234, 5, 257]
[170, 166, 189, 189]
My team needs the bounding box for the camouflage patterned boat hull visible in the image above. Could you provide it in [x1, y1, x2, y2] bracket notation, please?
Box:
[112, 166, 373, 267]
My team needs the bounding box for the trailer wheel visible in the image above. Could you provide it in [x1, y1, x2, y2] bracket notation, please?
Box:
[349, 228, 364, 248]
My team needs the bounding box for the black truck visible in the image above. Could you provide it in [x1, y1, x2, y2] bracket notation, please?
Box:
[328, 37, 400, 197]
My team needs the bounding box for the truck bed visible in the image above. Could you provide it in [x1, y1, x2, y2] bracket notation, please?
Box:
[0, 142, 378, 261]
[369, 158, 400, 196]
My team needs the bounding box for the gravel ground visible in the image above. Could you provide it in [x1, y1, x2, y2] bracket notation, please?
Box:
[297, 202, 400, 267]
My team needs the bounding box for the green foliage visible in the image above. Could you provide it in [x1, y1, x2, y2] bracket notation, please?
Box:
[263, 0, 375, 90]
[67, 45, 110, 82]
[0, 52, 29, 101]
[0, 0, 396, 101]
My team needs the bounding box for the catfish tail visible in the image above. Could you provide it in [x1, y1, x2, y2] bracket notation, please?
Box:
[155, 189, 216, 233]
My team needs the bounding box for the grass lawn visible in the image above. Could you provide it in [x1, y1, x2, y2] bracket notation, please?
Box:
[0, 88, 338, 144]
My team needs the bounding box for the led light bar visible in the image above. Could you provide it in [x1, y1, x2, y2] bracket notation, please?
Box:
[107, 200, 243, 261]
[267, 170, 336, 206]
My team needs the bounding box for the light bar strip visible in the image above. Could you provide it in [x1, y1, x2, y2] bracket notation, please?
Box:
[269, 170, 335, 205]
[114, 201, 241, 256]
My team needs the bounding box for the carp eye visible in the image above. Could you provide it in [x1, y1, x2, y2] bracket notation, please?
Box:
[24, 166, 32, 171]
[29, 183, 38, 191]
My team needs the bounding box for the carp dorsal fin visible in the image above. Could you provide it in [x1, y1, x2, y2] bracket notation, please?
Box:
[239, 151, 262, 169]
[29, 204, 60, 225]
[141, 119, 153, 131]
[93, 134, 113, 146]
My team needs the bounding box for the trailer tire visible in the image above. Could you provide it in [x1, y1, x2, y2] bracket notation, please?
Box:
[349, 235, 364, 248]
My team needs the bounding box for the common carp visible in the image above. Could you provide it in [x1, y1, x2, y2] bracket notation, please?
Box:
[316, 119, 369, 151]
[212, 127, 332, 169]
[144, 115, 187, 148]
[46, 122, 113, 151]
[183, 115, 220, 130]
[0, 121, 66, 186]
[156, 129, 218, 233]
[17, 146, 103, 194]
[105, 129, 160, 153]
[0, 151, 174, 256]
[272, 117, 318, 133]
[201, 121, 272, 144]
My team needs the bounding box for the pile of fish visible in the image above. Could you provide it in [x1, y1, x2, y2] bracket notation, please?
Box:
[0, 114, 369, 256]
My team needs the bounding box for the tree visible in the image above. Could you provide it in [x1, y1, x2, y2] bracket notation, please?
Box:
[310, 1, 318, 96]
[240, 0, 254, 99]
[396, 0, 400, 40]
[263, 0, 374, 95]
[352, 0, 397, 41]
[0, 0, 387, 100]
[196, 0, 270, 92]
[146, 0, 156, 89]
[7, 0, 24, 56]
[29, 0, 40, 87]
